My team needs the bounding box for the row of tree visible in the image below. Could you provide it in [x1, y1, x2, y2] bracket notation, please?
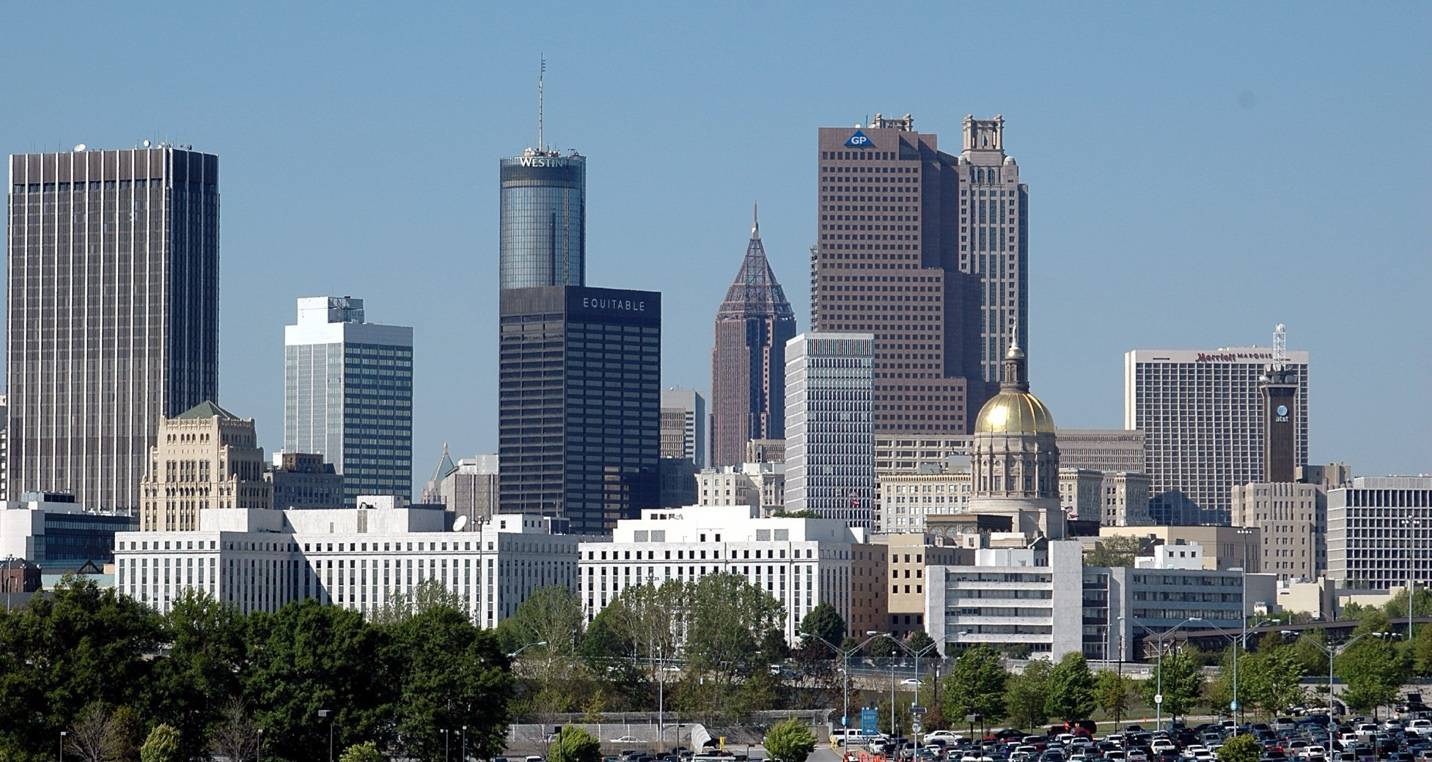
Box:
[0, 578, 512, 762]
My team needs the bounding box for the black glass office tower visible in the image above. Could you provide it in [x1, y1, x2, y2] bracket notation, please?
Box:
[6, 146, 219, 511]
[498, 286, 660, 533]
[499, 150, 586, 290]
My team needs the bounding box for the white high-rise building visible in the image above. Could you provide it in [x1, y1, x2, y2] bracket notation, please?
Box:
[1125, 346, 1309, 525]
[284, 297, 414, 503]
[1327, 476, 1432, 590]
[784, 333, 875, 527]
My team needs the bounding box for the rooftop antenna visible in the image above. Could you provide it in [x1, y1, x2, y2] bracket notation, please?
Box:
[1272, 323, 1287, 371]
[537, 55, 546, 152]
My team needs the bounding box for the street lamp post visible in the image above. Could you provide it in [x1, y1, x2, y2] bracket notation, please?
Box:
[443, 728, 450, 762]
[889, 636, 938, 750]
[4, 554, 14, 612]
[1115, 615, 1125, 730]
[1136, 617, 1203, 731]
[1322, 632, 1370, 755]
[317, 709, 334, 762]
[507, 640, 549, 660]
[462, 725, 468, 762]
[799, 630, 888, 737]
[1403, 519, 1422, 644]
[59, 731, 66, 762]
[257, 727, 264, 762]
[1200, 619, 1270, 727]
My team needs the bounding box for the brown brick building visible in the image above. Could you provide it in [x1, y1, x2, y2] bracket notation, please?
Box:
[814, 114, 987, 435]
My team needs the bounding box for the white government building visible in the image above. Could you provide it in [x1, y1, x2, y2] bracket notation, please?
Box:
[578, 504, 870, 642]
[114, 501, 581, 628]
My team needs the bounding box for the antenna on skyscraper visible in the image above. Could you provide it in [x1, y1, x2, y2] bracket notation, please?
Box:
[537, 55, 547, 152]
[1272, 323, 1287, 371]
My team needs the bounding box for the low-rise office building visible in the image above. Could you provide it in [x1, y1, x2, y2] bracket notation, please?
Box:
[1328, 476, 1432, 590]
[114, 506, 581, 628]
[0, 492, 137, 574]
[268, 452, 344, 509]
[926, 540, 1271, 661]
[577, 504, 874, 642]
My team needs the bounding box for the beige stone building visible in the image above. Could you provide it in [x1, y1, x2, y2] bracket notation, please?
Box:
[1102, 471, 1153, 526]
[849, 543, 889, 639]
[140, 402, 272, 532]
[1231, 481, 1323, 580]
[695, 462, 784, 515]
[1059, 468, 1104, 522]
[877, 469, 971, 533]
[873, 533, 969, 639]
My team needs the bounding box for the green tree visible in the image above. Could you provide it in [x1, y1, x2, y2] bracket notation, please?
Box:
[383, 603, 513, 759]
[373, 577, 467, 624]
[1004, 659, 1052, 730]
[797, 603, 846, 649]
[1094, 670, 1134, 725]
[764, 718, 817, 762]
[139, 724, 182, 762]
[1144, 647, 1202, 721]
[1412, 623, 1432, 676]
[1336, 636, 1407, 715]
[145, 590, 247, 757]
[943, 645, 1007, 728]
[242, 599, 396, 755]
[549, 726, 603, 762]
[1240, 647, 1305, 717]
[1216, 733, 1262, 762]
[1046, 653, 1096, 722]
[338, 741, 384, 762]
[1291, 630, 1329, 678]
[1083, 536, 1143, 567]
[497, 585, 588, 713]
[0, 576, 162, 758]
[1380, 587, 1432, 623]
[907, 630, 937, 655]
[579, 605, 644, 708]
[680, 573, 784, 718]
[868, 636, 901, 659]
[1352, 608, 1392, 636]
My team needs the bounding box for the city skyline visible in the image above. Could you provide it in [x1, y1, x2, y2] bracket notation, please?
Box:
[1, 5, 1428, 488]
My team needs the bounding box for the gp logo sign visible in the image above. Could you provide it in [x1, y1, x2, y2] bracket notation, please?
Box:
[845, 130, 872, 148]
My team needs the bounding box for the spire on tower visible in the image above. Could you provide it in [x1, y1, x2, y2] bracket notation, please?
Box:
[752, 201, 760, 239]
[537, 55, 546, 152]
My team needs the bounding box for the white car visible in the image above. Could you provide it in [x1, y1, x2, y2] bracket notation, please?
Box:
[1408, 719, 1432, 737]
[925, 731, 964, 745]
[1302, 746, 1327, 760]
[609, 737, 642, 744]
[1150, 739, 1176, 754]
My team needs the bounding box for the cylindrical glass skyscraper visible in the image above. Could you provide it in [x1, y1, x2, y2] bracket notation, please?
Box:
[499, 149, 586, 290]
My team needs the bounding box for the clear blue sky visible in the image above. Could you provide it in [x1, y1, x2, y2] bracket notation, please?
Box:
[3, 3, 1429, 486]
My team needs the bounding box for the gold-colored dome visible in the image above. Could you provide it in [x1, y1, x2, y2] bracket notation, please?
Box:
[974, 391, 1056, 435]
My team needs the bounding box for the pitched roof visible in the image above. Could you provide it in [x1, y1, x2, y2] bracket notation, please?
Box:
[175, 400, 239, 420]
[427, 442, 458, 484]
[715, 208, 795, 322]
